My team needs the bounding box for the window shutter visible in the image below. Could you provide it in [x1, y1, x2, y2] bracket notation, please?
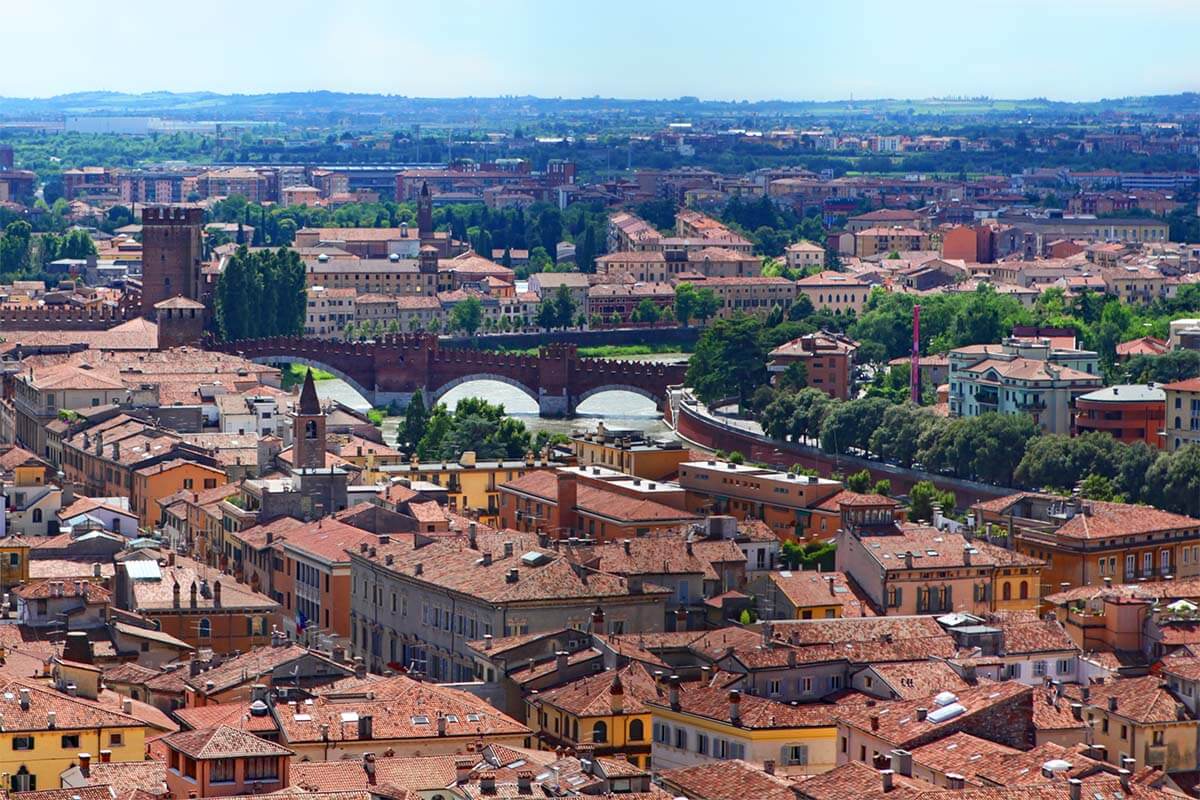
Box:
[781, 745, 792, 765]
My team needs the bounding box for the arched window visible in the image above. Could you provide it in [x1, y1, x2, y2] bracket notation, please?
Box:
[305, 420, 318, 440]
[592, 720, 607, 743]
[572, 719, 578, 742]
[1019, 581, 1029, 600]
[11, 766, 34, 792]
[628, 719, 645, 741]
[31, 509, 41, 523]
[1002, 582, 1012, 601]
[198, 618, 212, 638]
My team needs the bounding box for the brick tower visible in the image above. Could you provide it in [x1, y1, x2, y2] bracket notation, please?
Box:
[292, 368, 327, 470]
[417, 181, 433, 240]
[141, 206, 204, 316]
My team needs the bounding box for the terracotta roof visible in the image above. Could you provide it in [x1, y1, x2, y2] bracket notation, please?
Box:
[174, 702, 279, 733]
[188, 645, 332, 695]
[278, 518, 378, 564]
[1076, 675, 1189, 725]
[501, 471, 699, 524]
[911, 731, 1018, 781]
[13, 579, 110, 603]
[69, 760, 167, 795]
[659, 760, 795, 800]
[0, 678, 146, 732]
[646, 683, 843, 728]
[274, 675, 529, 744]
[814, 490, 899, 512]
[867, 661, 972, 700]
[987, 611, 1077, 656]
[836, 680, 1033, 747]
[165, 724, 293, 758]
[102, 662, 161, 685]
[130, 557, 278, 613]
[793, 760, 930, 800]
[356, 530, 670, 604]
[532, 663, 660, 716]
[977, 492, 1200, 541]
[766, 570, 873, 616]
[566, 537, 743, 579]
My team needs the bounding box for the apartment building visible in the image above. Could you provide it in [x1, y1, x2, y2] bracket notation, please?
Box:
[686, 275, 796, 319]
[304, 286, 357, 338]
[570, 423, 690, 481]
[499, 469, 700, 541]
[972, 492, 1200, 593]
[795, 271, 871, 315]
[1100, 265, 1175, 306]
[768, 332, 859, 400]
[347, 528, 669, 678]
[675, 460, 843, 542]
[785, 241, 826, 270]
[1163, 377, 1200, 451]
[855, 226, 930, 257]
[375, 452, 559, 524]
[947, 338, 1103, 434]
[1073, 384, 1165, 449]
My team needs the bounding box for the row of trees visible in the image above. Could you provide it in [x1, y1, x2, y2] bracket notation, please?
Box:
[213, 246, 306, 341]
[396, 393, 564, 461]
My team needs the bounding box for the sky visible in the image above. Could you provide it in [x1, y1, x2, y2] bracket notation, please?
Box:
[5, 0, 1199, 102]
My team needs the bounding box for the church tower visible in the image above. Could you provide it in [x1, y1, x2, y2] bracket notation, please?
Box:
[417, 181, 433, 240]
[292, 368, 326, 470]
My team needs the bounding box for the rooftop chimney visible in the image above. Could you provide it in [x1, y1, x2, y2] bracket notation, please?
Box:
[591, 606, 605, 635]
[669, 676, 681, 710]
[1069, 778, 1082, 800]
[362, 753, 376, 785]
[890, 750, 912, 778]
[78, 753, 90, 778]
[99, 750, 111, 763]
[881, 769, 894, 793]
[728, 689, 741, 725]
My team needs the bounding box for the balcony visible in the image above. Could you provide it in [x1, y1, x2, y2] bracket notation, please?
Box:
[1015, 399, 1047, 411]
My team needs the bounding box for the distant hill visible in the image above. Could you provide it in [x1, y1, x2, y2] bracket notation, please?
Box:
[0, 91, 1197, 122]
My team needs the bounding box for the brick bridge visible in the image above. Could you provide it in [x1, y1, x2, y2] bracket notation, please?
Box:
[214, 334, 688, 416]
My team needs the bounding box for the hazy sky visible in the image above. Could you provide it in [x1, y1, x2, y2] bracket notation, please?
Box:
[6, 0, 1198, 101]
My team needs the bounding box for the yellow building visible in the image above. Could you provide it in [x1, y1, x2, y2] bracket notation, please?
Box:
[527, 664, 657, 769]
[1078, 676, 1196, 773]
[0, 679, 149, 792]
[376, 451, 561, 523]
[571, 424, 690, 481]
[646, 683, 839, 777]
[0, 537, 31, 593]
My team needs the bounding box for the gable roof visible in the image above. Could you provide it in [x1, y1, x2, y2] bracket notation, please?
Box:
[165, 724, 293, 759]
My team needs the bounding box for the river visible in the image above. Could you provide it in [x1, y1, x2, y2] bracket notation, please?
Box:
[311, 351, 689, 441]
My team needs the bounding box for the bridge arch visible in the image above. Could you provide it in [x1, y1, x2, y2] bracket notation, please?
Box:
[247, 355, 375, 403]
[575, 384, 664, 409]
[428, 374, 540, 407]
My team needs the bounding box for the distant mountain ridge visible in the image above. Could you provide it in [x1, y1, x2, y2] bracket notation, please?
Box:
[0, 91, 1197, 121]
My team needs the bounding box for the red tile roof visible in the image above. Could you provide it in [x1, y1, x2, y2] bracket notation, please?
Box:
[659, 760, 796, 800]
[165, 724, 293, 758]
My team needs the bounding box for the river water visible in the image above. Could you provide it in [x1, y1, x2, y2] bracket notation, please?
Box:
[312, 352, 688, 441]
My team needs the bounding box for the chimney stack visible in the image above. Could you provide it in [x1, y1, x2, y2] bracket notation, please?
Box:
[890, 750, 912, 778]
[881, 769, 895, 793]
[728, 689, 741, 725]
[78, 753, 91, 778]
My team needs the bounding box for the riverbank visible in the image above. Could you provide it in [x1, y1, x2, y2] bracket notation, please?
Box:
[280, 363, 337, 390]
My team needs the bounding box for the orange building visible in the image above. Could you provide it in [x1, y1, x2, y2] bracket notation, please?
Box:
[972, 492, 1200, 594]
[163, 725, 293, 798]
[273, 517, 377, 639]
[675, 460, 845, 542]
[123, 556, 281, 654]
[768, 332, 859, 400]
[132, 458, 228, 530]
[1073, 384, 1165, 449]
[498, 469, 699, 541]
[940, 225, 993, 263]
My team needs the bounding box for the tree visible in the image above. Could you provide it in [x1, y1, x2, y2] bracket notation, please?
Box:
[398, 390, 428, 452]
[1145, 445, 1200, 517]
[869, 403, 940, 468]
[686, 315, 768, 407]
[694, 288, 721, 324]
[529, 247, 553, 272]
[631, 297, 661, 324]
[820, 397, 889, 455]
[449, 296, 483, 335]
[873, 479, 891, 496]
[846, 469, 873, 492]
[536, 207, 563, 263]
[909, 480, 956, 522]
[675, 282, 698, 326]
[213, 246, 305, 341]
[536, 298, 559, 330]
[576, 225, 597, 273]
[635, 200, 676, 231]
[553, 284, 577, 329]
[728, 450, 745, 465]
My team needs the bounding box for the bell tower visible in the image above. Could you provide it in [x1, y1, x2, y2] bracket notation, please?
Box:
[417, 181, 433, 240]
[292, 368, 326, 470]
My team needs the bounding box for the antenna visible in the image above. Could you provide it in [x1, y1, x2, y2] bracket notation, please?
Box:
[911, 304, 921, 405]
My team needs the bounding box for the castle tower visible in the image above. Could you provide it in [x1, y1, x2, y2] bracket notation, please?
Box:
[292, 369, 326, 470]
[417, 181, 433, 240]
[141, 206, 204, 316]
[153, 296, 206, 349]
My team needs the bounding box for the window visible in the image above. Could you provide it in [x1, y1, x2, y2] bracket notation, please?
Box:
[767, 680, 781, 697]
[1120, 724, 1128, 740]
[654, 723, 669, 744]
[211, 758, 236, 782]
[31, 509, 41, 524]
[628, 719, 644, 741]
[246, 756, 278, 780]
[1056, 659, 1073, 675]
[60, 735, 80, 749]
[592, 721, 608, 743]
[785, 745, 809, 766]
[1033, 661, 1047, 677]
[12, 736, 33, 751]
[674, 727, 687, 749]
[696, 733, 708, 754]
[198, 619, 211, 639]
[10, 767, 34, 792]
